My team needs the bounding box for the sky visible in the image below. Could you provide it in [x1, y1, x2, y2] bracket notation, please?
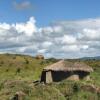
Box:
[0, 0, 100, 58]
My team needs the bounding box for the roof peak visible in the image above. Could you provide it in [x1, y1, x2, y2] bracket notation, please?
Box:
[43, 60, 93, 72]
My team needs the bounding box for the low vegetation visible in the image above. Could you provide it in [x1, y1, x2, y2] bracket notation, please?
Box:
[0, 54, 99, 100]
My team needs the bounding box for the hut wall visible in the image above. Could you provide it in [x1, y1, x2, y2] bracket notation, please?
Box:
[46, 71, 53, 83]
[83, 75, 90, 81]
[67, 74, 79, 81]
[41, 70, 91, 83]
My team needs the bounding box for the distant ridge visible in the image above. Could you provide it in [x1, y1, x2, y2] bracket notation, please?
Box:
[80, 56, 100, 60]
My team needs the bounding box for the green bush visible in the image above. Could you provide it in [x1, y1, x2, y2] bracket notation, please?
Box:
[73, 82, 80, 93]
[16, 67, 21, 74]
[0, 81, 4, 90]
[25, 59, 29, 64]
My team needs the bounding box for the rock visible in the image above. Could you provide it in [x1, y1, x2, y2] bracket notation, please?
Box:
[11, 91, 26, 100]
[97, 87, 100, 94]
[81, 84, 97, 93]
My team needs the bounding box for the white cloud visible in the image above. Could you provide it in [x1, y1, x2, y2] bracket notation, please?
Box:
[18, 47, 26, 52]
[0, 17, 100, 58]
[82, 45, 89, 50]
[62, 45, 79, 52]
[0, 23, 11, 30]
[61, 35, 76, 44]
[42, 41, 52, 48]
[15, 17, 37, 36]
[37, 49, 47, 53]
[53, 26, 63, 33]
[39, 27, 53, 34]
[13, 1, 32, 10]
[82, 28, 100, 39]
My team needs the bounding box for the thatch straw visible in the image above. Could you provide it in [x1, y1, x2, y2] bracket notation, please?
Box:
[35, 54, 44, 59]
[43, 60, 93, 72]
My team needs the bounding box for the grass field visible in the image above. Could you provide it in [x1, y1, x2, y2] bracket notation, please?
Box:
[0, 54, 100, 100]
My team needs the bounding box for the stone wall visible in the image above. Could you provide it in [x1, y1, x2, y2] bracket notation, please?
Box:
[67, 74, 79, 81]
[46, 71, 53, 83]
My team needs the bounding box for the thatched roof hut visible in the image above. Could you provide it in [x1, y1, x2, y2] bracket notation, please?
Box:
[41, 60, 93, 83]
[44, 60, 93, 72]
[35, 54, 44, 59]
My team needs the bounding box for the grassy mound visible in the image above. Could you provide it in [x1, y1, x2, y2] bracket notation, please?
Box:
[0, 54, 100, 100]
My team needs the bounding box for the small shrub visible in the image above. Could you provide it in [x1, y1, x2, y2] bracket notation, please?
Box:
[6, 69, 9, 72]
[40, 61, 44, 65]
[25, 66, 29, 69]
[47, 58, 58, 63]
[9, 63, 13, 66]
[97, 92, 100, 99]
[0, 82, 4, 90]
[65, 94, 72, 100]
[0, 61, 4, 64]
[12, 56, 16, 59]
[25, 59, 29, 64]
[16, 67, 21, 74]
[73, 83, 80, 93]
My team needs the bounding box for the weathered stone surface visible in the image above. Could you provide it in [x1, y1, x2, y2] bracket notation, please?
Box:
[67, 74, 79, 81]
[81, 84, 98, 93]
[11, 91, 26, 100]
[46, 71, 53, 83]
[83, 75, 90, 81]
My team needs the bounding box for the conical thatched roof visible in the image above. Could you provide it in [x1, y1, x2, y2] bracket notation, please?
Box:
[43, 60, 93, 72]
[35, 54, 44, 59]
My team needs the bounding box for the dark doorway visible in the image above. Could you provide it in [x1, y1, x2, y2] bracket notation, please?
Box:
[74, 71, 89, 79]
[51, 71, 71, 82]
[40, 71, 46, 83]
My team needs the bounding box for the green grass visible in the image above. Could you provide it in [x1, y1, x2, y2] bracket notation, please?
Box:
[0, 54, 55, 81]
[0, 54, 100, 100]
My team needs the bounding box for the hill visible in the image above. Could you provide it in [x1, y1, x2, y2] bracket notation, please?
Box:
[0, 54, 100, 100]
[0, 53, 57, 81]
[80, 56, 100, 60]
